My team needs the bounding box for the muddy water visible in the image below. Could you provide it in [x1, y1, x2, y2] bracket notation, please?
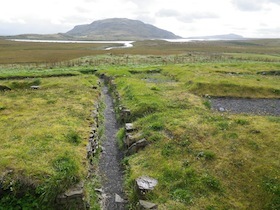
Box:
[99, 84, 125, 210]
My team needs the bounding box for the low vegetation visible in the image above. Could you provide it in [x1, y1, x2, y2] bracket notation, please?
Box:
[0, 73, 99, 209]
[0, 38, 279, 209]
[100, 65, 279, 209]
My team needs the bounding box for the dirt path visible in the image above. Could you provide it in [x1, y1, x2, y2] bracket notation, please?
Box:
[99, 84, 126, 210]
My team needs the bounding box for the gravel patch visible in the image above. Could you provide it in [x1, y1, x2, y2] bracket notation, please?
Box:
[210, 98, 280, 116]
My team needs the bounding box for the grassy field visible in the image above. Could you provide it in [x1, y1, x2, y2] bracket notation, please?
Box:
[0, 38, 279, 209]
[0, 73, 99, 209]
[0, 39, 119, 64]
[100, 65, 279, 209]
[1, 39, 280, 65]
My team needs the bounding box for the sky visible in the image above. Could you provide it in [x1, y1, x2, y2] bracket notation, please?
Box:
[0, 0, 280, 38]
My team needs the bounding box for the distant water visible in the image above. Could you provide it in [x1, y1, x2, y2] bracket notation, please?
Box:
[163, 38, 249, 42]
[8, 39, 134, 50]
[164, 38, 203, 42]
[163, 38, 240, 42]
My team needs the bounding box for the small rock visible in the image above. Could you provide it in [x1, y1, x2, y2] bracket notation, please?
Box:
[125, 132, 142, 147]
[218, 107, 225, 112]
[65, 188, 83, 198]
[196, 151, 204, 159]
[95, 188, 103, 193]
[139, 200, 158, 209]
[115, 194, 125, 203]
[30, 86, 40, 89]
[136, 176, 158, 196]
[86, 143, 92, 152]
[127, 139, 148, 155]
[125, 123, 135, 132]
[64, 182, 84, 198]
[204, 94, 211, 98]
[121, 109, 131, 116]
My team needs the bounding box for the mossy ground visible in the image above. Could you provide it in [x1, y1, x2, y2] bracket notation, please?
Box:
[99, 63, 279, 209]
[0, 74, 99, 209]
[0, 39, 279, 209]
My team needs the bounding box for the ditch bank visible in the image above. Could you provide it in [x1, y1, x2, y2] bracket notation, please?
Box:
[0, 80, 102, 210]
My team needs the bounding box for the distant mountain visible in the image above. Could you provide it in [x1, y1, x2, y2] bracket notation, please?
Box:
[65, 18, 181, 40]
[187, 33, 245, 40]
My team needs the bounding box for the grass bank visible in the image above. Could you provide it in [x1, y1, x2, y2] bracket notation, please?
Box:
[99, 63, 279, 209]
[0, 74, 99, 209]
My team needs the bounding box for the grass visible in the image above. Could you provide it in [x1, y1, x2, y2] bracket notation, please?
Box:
[0, 74, 99, 208]
[0, 39, 120, 64]
[0, 38, 279, 209]
[1, 38, 280, 65]
[161, 63, 280, 98]
[99, 64, 279, 209]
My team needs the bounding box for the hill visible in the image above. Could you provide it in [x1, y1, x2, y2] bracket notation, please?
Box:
[65, 18, 181, 40]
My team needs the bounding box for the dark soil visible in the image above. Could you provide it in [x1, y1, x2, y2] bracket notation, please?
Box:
[210, 98, 280, 116]
[99, 84, 126, 210]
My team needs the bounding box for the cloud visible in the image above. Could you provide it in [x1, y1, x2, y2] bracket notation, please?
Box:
[232, 0, 280, 11]
[232, 0, 263, 11]
[75, 6, 91, 13]
[178, 13, 219, 22]
[0, 0, 279, 38]
[256, 27, 280, 38]
[268, 0, 280, 5]
[157, 9, 219, 23]
[0, 18, 70, 35]
[129, 0, 153, 7]
[135, 14, 156, 25]
[157, 9, 180, 17]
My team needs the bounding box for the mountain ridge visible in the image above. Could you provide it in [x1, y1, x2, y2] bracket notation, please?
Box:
[65, 18, 181, 40]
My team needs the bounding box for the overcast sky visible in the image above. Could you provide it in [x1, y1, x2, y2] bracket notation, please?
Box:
[1, 0, 280, 38]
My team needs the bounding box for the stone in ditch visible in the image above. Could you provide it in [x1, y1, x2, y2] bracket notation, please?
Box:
[122, 109, 131, 116]
[139, 200, 158, 209]
[125, 123, 134, 132]
[115, 194, 125, 203]
[64, 182, 84, 198]
[86, 143, 92, 152]
[125, 132, 142, 147]
[127, 139, 148, 155]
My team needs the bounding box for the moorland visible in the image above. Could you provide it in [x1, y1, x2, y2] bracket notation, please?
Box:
[0, 38, 279, 209]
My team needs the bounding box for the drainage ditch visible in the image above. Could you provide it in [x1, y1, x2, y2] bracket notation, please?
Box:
[98, 82, 126, 210]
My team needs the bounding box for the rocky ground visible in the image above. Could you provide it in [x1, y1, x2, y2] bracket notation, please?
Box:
[210, 98, 280, 116]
